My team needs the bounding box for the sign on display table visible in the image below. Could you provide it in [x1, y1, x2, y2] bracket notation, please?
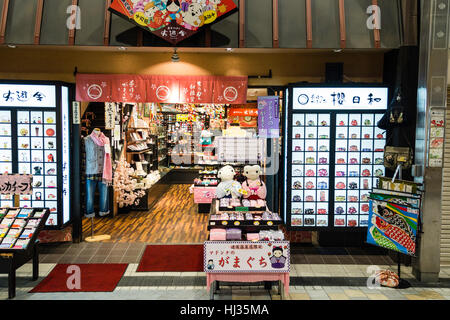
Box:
[204, 241, 290, 299]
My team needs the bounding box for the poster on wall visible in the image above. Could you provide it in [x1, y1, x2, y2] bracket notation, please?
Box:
[204, 241, 290, 273]
[366, 199, 419, 256]
[109, 0, 238, 44]
[428, 108, 445, 167]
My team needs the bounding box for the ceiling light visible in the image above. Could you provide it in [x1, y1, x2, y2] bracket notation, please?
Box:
[171, 48, 180, 62]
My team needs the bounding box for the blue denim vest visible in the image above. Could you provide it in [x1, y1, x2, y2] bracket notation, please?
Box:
[84, 136, 105, 175]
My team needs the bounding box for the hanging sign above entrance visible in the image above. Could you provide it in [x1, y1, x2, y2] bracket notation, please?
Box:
[76, 74, 248, 104]
[109, 0, 238, 44]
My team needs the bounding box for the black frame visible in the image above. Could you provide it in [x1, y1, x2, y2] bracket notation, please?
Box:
[0, 80, 77, 231]
[283, 83, 389, 231]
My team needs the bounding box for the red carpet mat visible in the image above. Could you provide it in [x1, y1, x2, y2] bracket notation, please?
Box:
[137, 244, 204, 272]
[30, 264, 128, 293]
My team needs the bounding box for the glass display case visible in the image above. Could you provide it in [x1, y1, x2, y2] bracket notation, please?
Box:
[0, 82, 73, 229]
[284, 85, 388, 230]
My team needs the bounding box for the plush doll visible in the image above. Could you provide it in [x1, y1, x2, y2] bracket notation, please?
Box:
[216, 165, 242, 199]
[241, 165, 266, 200]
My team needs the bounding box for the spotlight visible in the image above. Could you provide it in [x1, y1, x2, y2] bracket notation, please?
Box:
[171, 48, 180, 62]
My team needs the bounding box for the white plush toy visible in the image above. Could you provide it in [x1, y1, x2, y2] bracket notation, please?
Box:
[216, 165, 242, 199]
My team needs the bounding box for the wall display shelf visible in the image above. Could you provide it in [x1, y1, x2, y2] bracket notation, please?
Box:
[284, 85, 389, 230]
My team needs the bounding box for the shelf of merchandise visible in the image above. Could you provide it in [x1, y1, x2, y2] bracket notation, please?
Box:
[207, 199, 282, 233]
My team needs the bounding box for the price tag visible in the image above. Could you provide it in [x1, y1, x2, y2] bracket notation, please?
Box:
[234, 221, 240, 226]
[104, 144, 111, 154]
[267, 221, 273, 226]
[253, 221, 260, 226]
[222, 221, 228, 225]
[210, 222, 216, 226]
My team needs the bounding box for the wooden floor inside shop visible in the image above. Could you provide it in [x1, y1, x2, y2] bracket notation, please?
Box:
[81, 184, 209, 243]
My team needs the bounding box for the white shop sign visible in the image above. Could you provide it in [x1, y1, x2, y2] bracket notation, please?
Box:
[204, 241, 290, 273]
[0, 84, 56, 107]
[293, 87, 388, 110]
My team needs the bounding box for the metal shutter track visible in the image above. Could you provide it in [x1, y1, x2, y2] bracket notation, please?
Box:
[441, 88, 450, 266]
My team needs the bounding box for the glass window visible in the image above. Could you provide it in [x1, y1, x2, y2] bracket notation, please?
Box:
[344, 0, 372, 48]
[245, 0, 272, 48]
[378, 0, 401, 48]
[40, 0, 72, 45]
[211, 0, 239, 47]
[76, 0, 106, 45]
[311, 0, 340, 48]
[279, 0, 306, 48]
[110, 13, 137, 46]
[4, 0, 38, 45]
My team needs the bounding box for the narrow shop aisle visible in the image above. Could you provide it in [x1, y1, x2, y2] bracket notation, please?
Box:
[81, 184, 208, 243]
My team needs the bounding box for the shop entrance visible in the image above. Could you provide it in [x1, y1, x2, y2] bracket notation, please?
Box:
[80, 101, 229, 243]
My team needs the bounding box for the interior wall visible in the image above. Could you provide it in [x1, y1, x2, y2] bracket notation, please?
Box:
[0, 47, 384, 87]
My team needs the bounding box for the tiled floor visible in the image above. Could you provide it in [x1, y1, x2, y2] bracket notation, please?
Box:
[1, 242, 450, 300]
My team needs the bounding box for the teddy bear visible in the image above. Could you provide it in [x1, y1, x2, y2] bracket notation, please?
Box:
[216, 165, 242, 199]
[241, 165, 266, 200]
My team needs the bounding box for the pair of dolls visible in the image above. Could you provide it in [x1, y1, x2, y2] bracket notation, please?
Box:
[215, 165, 266, 200]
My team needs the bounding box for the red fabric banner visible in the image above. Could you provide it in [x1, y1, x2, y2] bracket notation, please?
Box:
[111, 75, 147, 103]
[75, 74, 113, 102]
[213, 76, 248, 104]
[179, 76, 214, 104]
[146, 75, 180, 103]
[76, 74, 248, 104]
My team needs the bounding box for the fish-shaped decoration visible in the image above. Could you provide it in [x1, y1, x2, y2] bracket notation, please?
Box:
[374, 216, 416, 254]
[369, 226, 398, 251]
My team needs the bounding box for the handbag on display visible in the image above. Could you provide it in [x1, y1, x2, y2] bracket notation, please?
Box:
[383, 145, 413, 170]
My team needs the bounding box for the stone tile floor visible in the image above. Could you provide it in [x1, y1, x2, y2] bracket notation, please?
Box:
[2, 242, 450, 300]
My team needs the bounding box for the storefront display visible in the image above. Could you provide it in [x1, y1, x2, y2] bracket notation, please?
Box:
[0, 82, 73, 229]
[284, 85, 388, 229]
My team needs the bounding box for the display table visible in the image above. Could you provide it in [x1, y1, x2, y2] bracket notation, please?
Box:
[206, 272, 289, 299]
[0, 207, 50, 299]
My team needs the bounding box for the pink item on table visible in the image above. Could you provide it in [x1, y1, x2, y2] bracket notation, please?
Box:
[193, 187, 217, 204]
[230, 198, 241, 207]
[246, 233, 259, 241]
[209, 229, 226, 241]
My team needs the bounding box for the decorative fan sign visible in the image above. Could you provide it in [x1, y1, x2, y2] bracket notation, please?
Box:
[109, 0, 238, 44]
